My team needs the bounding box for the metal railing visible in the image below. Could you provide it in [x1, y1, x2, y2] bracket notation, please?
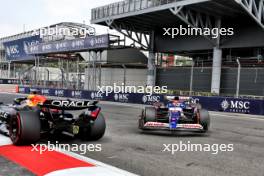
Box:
[91, 0, 182, 21]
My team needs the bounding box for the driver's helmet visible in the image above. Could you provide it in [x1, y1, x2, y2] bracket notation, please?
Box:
[171, 96, 180, 105]
[27, 92, 46, 107]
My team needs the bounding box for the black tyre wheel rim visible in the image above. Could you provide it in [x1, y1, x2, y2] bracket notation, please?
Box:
[10, 115, 20, 142]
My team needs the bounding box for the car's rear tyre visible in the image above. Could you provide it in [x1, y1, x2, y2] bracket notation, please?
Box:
[199, 109, 210, 132]
[79, 113, 106, 141]
[9, 111, 40, 145]
[144, 107, 157, 122]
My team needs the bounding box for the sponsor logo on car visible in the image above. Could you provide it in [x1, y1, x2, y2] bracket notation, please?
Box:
[221, 99, 229, 111]
[51, 100, 92, 107]
[0, 111, 8, 119]
[178, 124, 203, 129]
[144, 122, 168, 127]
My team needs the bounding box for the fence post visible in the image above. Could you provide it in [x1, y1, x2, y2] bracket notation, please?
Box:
[122, 64, 127, 87]
[45, 68, 49, 87]
[189, 61, 194, 96]
[236, 58, 241, 98]
[7, 61, 11, 79]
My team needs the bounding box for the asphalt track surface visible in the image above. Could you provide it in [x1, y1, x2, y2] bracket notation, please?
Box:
[0, 93, 264, 176]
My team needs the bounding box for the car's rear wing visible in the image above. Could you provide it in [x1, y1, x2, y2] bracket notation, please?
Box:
[40, 100, 98, 110]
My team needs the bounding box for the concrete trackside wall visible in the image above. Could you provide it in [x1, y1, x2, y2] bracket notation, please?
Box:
[156, 67, 212, 93]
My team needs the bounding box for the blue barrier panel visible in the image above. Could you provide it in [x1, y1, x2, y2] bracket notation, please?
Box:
[3, 35, 42, 61]
[193, 96, 264, 115]
[27, 35, 109, 55]
[18, 87, 30, 94]
[0, 79, 20, 84]
[89, 91, 107, 101]
[69, 90, 83, 99]
[55, 89, 68, 97]
[141, 94, 164, 105]
[40, 88, 54, 96]
[18, 86, 263, 115]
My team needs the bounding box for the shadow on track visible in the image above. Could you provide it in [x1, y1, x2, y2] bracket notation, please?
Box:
[138, 130, 211, 138]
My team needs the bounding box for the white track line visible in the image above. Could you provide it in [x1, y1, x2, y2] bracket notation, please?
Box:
[0, 91, 139, 175]
[50, 149, 138, 176]
[0, 134, 138, 176]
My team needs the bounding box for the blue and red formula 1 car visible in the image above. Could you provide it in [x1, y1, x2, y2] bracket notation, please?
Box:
[139, 96, 210, 133]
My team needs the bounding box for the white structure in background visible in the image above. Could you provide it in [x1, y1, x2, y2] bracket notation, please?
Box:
[0, 22, 95, 79]
[83, 48, 148, 90]
[25, 67, 85, 82]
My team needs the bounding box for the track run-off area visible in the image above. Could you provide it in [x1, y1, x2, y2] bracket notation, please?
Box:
[0, 93, 264, 176]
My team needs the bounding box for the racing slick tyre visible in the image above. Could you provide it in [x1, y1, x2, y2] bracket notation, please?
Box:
[144, 107, 157, 122]
[79, 113, 106, 141]
[9, 111, 41, 145]
[199, 109, 210, 132]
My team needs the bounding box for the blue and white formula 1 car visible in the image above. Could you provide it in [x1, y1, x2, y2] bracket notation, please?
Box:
[138, 96, 210, 133]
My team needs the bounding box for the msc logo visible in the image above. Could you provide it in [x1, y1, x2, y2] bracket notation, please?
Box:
[142, 95, 160, 104]
[90, 39, 95, 47]
[91, 92, 103, 100]
[114, 94, 129, 102]
[24, 41, 39, 54]
[72, 91, 82, 97]
[41, 89, 50, 95]
[221, 99, 250, 113]
[221, 100, 230, 111]
[6, 45, 19, 56]
[55, 90, 64, 96]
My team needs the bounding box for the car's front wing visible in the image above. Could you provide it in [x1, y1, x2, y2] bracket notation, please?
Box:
[141, 122, 204, 131]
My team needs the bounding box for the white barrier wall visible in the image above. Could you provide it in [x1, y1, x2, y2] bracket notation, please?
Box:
[0, 84, 17, 93]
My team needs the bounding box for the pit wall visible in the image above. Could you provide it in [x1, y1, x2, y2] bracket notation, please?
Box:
[17, 86, 264, 116]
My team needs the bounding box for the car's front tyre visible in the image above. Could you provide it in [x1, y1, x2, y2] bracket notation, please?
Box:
[199, 109, 210, 132]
